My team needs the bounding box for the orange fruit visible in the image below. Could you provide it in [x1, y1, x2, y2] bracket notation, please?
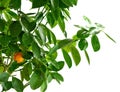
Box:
[13, 52, 24, 63]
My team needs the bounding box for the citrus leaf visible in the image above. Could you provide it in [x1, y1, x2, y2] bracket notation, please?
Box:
[58, 39, 73, 49]
[47, 12, 57, 28]
[49, 39, 72, 55]
[83, 16, 91, 24]
[41, 81, 47, 92]
[104, 32, 116, 43]
[7, 10, 18, 20]
[61, 0, 73, 6]
[50, 0, 59, 9]
[70, 46, 81, 66]
[57, 61, 64, 71]
[0, 72, 10, 82]
[48, 45, 59, 55]
[2, 81, 12, 91]
[51, 72, 64, 84]
[72, 0, 78, 5]
[3, 11, 12, 21]
[12, 77, 24, 92]
[78, 39, 88, 50]
[50, 31, 57, 45]
[35, 12, 43, 22]
[7, 62, 19, 74]
[22, 63, 32, 81]
[9, 0, 21, 10]
[37, 24, 47, 44]
[84, 50, 90, 64]
[58, 15, 65, 33]
[0, 19, 6, 31]
[22, 32, 33, 46]
[0, 66, 4, 73]
[31, 0, 47, 8]
[0, 35, 11, 46]
[91, 34, 100, 52]
[9, 21, 22, 37]
[62, 49, 72, 68]
[32, 41, 41, 59]
[21, 16, 36, 32]
[48, 61, 64, 71]
[30, 71, 44, 90]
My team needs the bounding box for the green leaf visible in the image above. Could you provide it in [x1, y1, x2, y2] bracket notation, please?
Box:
[48, 61, 64, 71]
[62, 49, 72, 68]
[72, 0, 78, 5]
[0, 66, 4, 73]
[8, 43, 19, 52]
[7, 9, 18, 20]
[62, 9, 71, 19]
[57, 61, 64, 71]
[21, 16, 29, 29]
[47, 12, 57, 28]
[61, 0, 73, 6]
[37, 24, 48, 44]
[59, 0, 69, 8]
[104, 32, 116, 43]
[12, 77, 24, 92]
[28, 21, 36, 32]
[9, 21, 22, 37]
[7, 61, 19, 74]
[40, 81, 47, 92]
[22, 32, 33, 46]
[52, 8, 61, 20]
[32, 41, 41, 59]
[50, 60, 60, 69]
[51, 72, 64, 84]
[30, 71, 44, 90]
[0, 0, 10, 7]
[58, 39, 73, 49]
[91, 34, 100, 52]
[50, 31, 57, 45]
[22, 63, 32, 81]
[95, 23, 105, 28]
[35, 12, 43, 22]
[23, 51, 33, 59]
[77, 28, 88, 38]
[0, 72, 10, 82]
[0, 19, 6, 32]
[36, 24, 53, 44]
[20, 70, 24, 81]
[9, 0, 21, 10]
[3, 11, 12, 21]
[50, 0, 59, 9]
[0, 35, 11, 47]
[83, 16, 91, 24]
[70, 46, 81, 66]
[46, 28, 51, 44]
[2, 81, 12, 91]
[58, 15, 65, 33]
[47, 74, 53, 83]
[31, 0, 47, 8]
[84, 50, 90, 64]
[78, 39, 88, 50]
[21, 17, 36, 32]
[49, 39, 72, 55]
[48, 45, 59, 55]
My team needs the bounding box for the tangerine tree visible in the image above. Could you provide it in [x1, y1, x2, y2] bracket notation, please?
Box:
[0, 0, 115, 92]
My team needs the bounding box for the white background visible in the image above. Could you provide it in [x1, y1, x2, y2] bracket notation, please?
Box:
[1, 0, 120, 92]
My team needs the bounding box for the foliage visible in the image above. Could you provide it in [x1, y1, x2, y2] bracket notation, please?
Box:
[0, 0, 115, 92]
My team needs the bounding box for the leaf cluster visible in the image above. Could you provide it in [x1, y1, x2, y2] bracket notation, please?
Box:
[0, 0, 115, 92]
